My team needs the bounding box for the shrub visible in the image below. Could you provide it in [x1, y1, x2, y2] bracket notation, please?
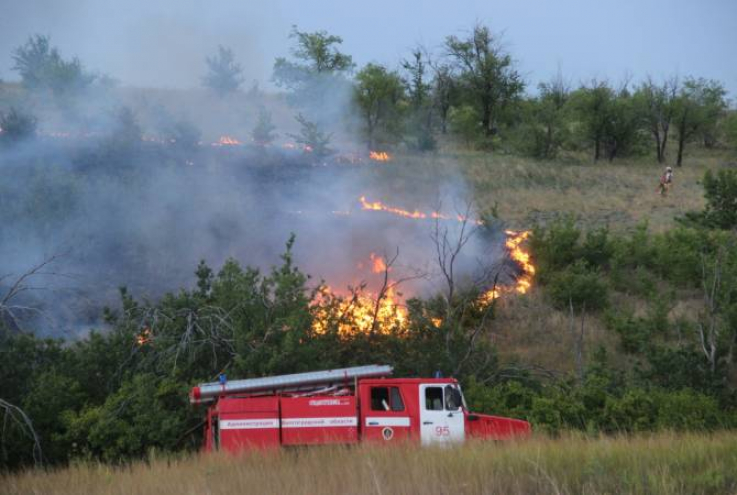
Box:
[530, 217, 581, 280]
[654, 389, 724, 431]
[0, 108, 37, 144]
[547, 260, 609, 313]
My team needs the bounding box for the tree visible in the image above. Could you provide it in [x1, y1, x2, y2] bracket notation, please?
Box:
[696, 236, 737, 375]
[353, 63, 406, 149]
[726, 111, 737, 154]
[692, 169, 737, 230]
[12, 35, 94, 94]
[444, 24, 524, 142]
[603, 84, 643, 161]
[635, 77, 679, 163]
[251, 107, 277, 146]
[272, 26, 354, 114]
[0, 108, 37, 145]
[430, 63, 456, 135]
[289, 113, 332, 158]
[571, 80, 614, 161]
[427, 208, 501, 378]
[402, 50, 435, 150]
[697, 80, 728, 149]
[448, 105, 481, 147]
[202, 45, 244, 96]
[673, 78, 727, 167]
[519, 71, 571, 159]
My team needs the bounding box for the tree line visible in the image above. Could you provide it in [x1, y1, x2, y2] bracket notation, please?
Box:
[3, 26, 737, 163]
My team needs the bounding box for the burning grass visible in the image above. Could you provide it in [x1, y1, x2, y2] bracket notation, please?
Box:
[4, 432, 736, 495]
[309, 226, 536, 336]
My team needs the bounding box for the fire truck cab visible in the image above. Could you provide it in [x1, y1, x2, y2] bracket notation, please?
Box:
[190, 365, 530, 452]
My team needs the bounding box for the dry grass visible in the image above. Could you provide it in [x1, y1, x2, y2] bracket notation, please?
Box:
[492, 291, 617, 375]
[4, 432, 736, 495]
[365, 148, 732, 233]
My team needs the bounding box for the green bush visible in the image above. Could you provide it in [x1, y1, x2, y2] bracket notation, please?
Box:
[602, 388, 657, 432]
[654, 389, 724, 431]
[0, 107, 37, 144]
[530, 218, 581, 280]
[547, 260, 609, 312]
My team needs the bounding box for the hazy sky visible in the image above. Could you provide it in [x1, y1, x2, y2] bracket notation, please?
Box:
[1, 0, 736, 97]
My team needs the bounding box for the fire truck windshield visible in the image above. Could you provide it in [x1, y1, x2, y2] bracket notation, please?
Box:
[444, 385, 462, 411]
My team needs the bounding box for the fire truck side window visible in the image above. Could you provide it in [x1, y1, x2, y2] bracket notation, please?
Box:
[390, 387, 405, 411]
[445, 385, 462, 411]
[371, 387, 390, 411]
[371, 386, 405, 411]
[424, 387, 444, 411]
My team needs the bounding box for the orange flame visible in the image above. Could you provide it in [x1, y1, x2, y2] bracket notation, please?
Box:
[370, 253, 389, 274]
[216, 136, 241, 146]
[358, 196, 481, 224]
[369, 151, 391, 161]
[136, 328, 152, 346]
[480, 230, 535, 304]
[312, 285, 407, 337]
[360, 196, 449, 221]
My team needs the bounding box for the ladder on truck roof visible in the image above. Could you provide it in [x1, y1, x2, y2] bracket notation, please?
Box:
[190, 364, 393, 404]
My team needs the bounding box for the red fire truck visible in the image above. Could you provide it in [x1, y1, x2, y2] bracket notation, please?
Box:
[190, 365, 530, 452]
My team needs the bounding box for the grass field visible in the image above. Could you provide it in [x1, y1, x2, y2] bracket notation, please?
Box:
[365, 147, 735, 234]
[4, 432, 736, 495]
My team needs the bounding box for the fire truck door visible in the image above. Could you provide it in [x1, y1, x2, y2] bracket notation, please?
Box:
[419, 384, 465, 445]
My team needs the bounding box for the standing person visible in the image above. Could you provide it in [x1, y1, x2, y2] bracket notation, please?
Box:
[658, 166, 674, 196]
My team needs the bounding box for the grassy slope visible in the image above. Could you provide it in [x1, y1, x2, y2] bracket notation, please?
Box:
[362, 146, 733, 373]
[4, 433, 736, 494]
[369, 147, 729, 233]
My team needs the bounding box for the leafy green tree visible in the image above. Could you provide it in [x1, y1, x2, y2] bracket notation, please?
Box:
[634, 77, 678, 163]
[697, 80, 728, 149]
[22, 370, 85, 463]
[0, 107, 37, 145]
[402, 49, 435, 150]
[686, 169, 737, 229]
[251, 107, 277, 146]
[673, 78, 728, 166]
[448, 104, 481, 147]
[0, 334, 65, 468]
[444, 24, 524, 143]
[724, 111, 737, 154]
[12, 35, 94, 94]
[353, 63, 406, 149]
[518, 73, 571, 159]
[603, 85, 644, 161]
[202, 45, 244, 96]
[430, 63, 456, 135]
[571, 80, 614, 161]
[63, 374, 190, 462]
[274, 26, 354, 78]
[272, 26, 354, 115]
